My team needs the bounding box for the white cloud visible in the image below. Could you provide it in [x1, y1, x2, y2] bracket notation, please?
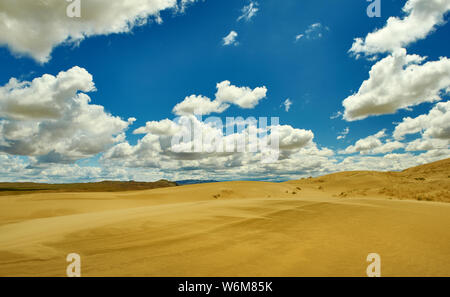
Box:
[350, 0, 450, 56]
[0, 0, 200, 63]
[173, 95, 229, 116]
[340, 130, 391, 154]
[343, 49, 450, 121]
[393, 101, 450, 153]
[336, 152, 437, 173]
[295, 23, 328, 42]
[406, 138, 448, 151]
[340, 101, 450, 156]
[415, 147, 450, 160]
[394, 101, 450, 140]
[109, 79, 274, 171]
[0, 65, 447, 182]
[372, 141, 405, 154]
[283, 98, 292, 112]
[340, 129, 408, 155]
[0, 67, 134, 163]
[295, 34, 304, 42]
[133, 119, 181, 135]
[102, 133, 162, 168]
[6, 143, 447, 183]
[330, 111, 343, 120]
[341, 134, 383, 154]
[104, 114, 316, 171]
[170, 81, 267, 116]
[0, 153, 28, 178]
[337, 127, 349, 140]
[215, 80, 267, 109]
[0, 155, 166, 183]
[105, 79, 271, 169]
[237, 1, 259, 22]
[223, 31, 239, 46]
[277, 125, 314, 150]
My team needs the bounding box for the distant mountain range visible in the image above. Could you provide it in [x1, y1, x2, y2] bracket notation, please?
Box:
[176, 180, 219, 185]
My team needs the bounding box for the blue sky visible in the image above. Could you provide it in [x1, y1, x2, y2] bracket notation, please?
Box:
[0, 0, 449, 182]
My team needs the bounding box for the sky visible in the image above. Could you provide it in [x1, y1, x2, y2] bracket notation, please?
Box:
[0, 0, 449, 183]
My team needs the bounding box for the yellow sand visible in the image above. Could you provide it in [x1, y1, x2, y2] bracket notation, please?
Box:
[0, 160, 449, 276]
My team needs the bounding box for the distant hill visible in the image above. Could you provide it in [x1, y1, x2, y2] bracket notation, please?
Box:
[176, 180, 219, 185]
[0, 180, 177, 196]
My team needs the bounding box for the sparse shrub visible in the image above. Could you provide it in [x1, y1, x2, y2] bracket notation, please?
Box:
[339, 192, 347, 198]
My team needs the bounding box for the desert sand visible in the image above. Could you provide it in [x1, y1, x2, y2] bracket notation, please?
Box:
[0, 159, 449, 277]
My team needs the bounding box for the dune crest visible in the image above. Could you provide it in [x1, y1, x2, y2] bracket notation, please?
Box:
[287, 158, 450, 203]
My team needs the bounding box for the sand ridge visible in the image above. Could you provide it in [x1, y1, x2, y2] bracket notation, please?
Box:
[287, 158, 450, 203]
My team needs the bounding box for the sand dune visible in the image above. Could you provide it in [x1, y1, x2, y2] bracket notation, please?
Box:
[287, 158, 450, 203]
[0, 159, 449, 276]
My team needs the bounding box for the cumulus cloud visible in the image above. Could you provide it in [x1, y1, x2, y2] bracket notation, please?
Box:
[341, 130, 389, 154]
[103, 114, 316, 175]
[394, 101, 450, 140]
[406, 138, 448, 151]
[0, 153, 28, 178]
[372, 141, 405, 154]
[171, 81, 267, 116]
[102, 133, 163, 168]
[237, 1, 259, 22]
[111, 79, 272, 170]
[0, 0, 200, 63]
[133, 119, 181, 135]
[0, 67, 134, 164]
[350, 0, 450, 56]
[343, 49, 450, 121]
[104, 116, 233, 168]
[393, 101, 450, 153]
[0, 153, 165, 183]
[340, 128, 406, 155]
[341, 130, 385, 154]
[215, 81, 267, 109]
[173, 95, 229, 116]
[223, 31, 239, 46]
[277, 125, 314, 150]
[5, 143, 447, 183]
[336, 151, 444, 173]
